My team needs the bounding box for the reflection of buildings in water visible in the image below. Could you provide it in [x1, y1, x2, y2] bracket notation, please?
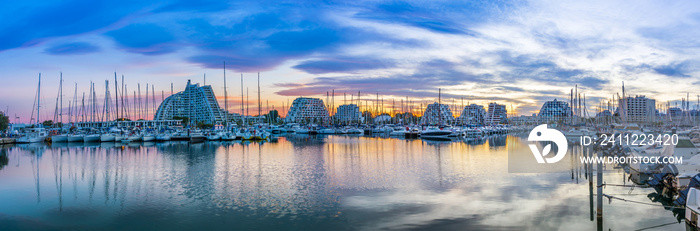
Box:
[282, 134, 327, 147]
[421, 139, 454, 146]
[462, 137, 488, 145]
[3, 137, 520, 223]
[487, 135, 507, 147]
[205, 138, 343, 218]
[325, 136, 458, 189]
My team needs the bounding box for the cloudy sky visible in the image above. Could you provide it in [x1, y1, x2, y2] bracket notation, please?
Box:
[1, 0, 699, 122]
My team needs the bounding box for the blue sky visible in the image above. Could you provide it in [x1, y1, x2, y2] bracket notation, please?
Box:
[1, 0, 700, 122]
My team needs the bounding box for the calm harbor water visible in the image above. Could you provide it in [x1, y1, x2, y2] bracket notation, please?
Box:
[0, 135, 686, 230]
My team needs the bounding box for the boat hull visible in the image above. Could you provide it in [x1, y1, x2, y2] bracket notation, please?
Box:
[51, 135, 68, 143]
[128, 136, 142, 141]
[156, 135, 171, 141]
[84, 135, 100, 142]
[67, 135, 84, 142]
[206, 135, 221, 141]
[100, 135, 115, 142]
[16, 137, 46, 143]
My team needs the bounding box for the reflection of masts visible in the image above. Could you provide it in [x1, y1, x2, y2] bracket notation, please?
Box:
[31, 152, 41, 202]
[257, 142, 262, 199]
[52, 148, 64, 210]
[88, 148, 96, 203]
[104, 147, 112, 204]
[224, 144, 230, 196]
[436, 145, 443, 186]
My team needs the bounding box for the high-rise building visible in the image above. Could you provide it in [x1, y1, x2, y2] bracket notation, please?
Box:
[619, 96, 656, 124]
[485, 102, 507, 124]
[668, 107, 683, 117]
[154, 80, 239, 125]
[538, 99, 571, 123]
[335, 104, 363, 124]
[285, 97, 330, 124]
[421, 102, 453, 125]
[458, 104, 485, 125]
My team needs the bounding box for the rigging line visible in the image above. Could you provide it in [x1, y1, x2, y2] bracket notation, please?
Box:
[601, 183, 651, 188]
[633, 221, 680, 231]
[602, 194, 684, 209]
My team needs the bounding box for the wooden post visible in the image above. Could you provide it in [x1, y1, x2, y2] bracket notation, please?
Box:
[597, 149, 603, 229]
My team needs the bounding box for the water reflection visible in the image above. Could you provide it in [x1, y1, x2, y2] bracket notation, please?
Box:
[0, 135, 686, 230]
[0, 148, 8, 170]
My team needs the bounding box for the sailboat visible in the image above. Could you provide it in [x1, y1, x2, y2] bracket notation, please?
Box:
[17, 74, 48, 143]
[51, 72, 68, 143]
[251, 72, 270, 140]
[220, 61, 237, 141]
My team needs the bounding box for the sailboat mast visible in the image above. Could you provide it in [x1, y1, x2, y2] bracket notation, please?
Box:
[257, 72, 261, 124]
[246, 87, 249, 123]
[223, 61, 228, 126]
[59, 72, 63, 126]
[105, 80, 109, 123]
[92, 82, 96, 124]
[133, 90, 137, 121]
[138, 83, 141, 120]
[121, 75, 125, 120]
[146, 83, 149, 120]
[241, 73, 245, 125]
[114, 72, 118, 122]
[72, 83, 77, 123]
[438, 88, 441, 125]
[89, 82, 93, 124]
[124, 84, 129, 120]
[81, 92, 85, 123]
[37, 73, 41, 125]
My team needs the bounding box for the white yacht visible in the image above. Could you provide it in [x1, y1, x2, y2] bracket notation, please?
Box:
[100, 134, 115, 142]
[420, 127, 452, 139]
[84, 134, 100, 142]
[67, 134, 84, 142]
[206, 132, 222, 141]
[686, 188, 700, 228]
[221, 132, 236, 141]
[389, 127, 408, 136]
[127, 133, 142, 142]
[142, 133, 156, 142]
[156, 132, 172, 141]
[51, 134, 68, 143]
[319, 128, 336, 134]
[15, 127, 48, 143]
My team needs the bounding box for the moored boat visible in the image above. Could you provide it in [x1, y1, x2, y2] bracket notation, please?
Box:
[100, 134, 115, 142]
[67, 134, 84, 142]
[84, 134, 100, 142]
[420, 127, 452, 139]
[51, 134, 68, 143]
